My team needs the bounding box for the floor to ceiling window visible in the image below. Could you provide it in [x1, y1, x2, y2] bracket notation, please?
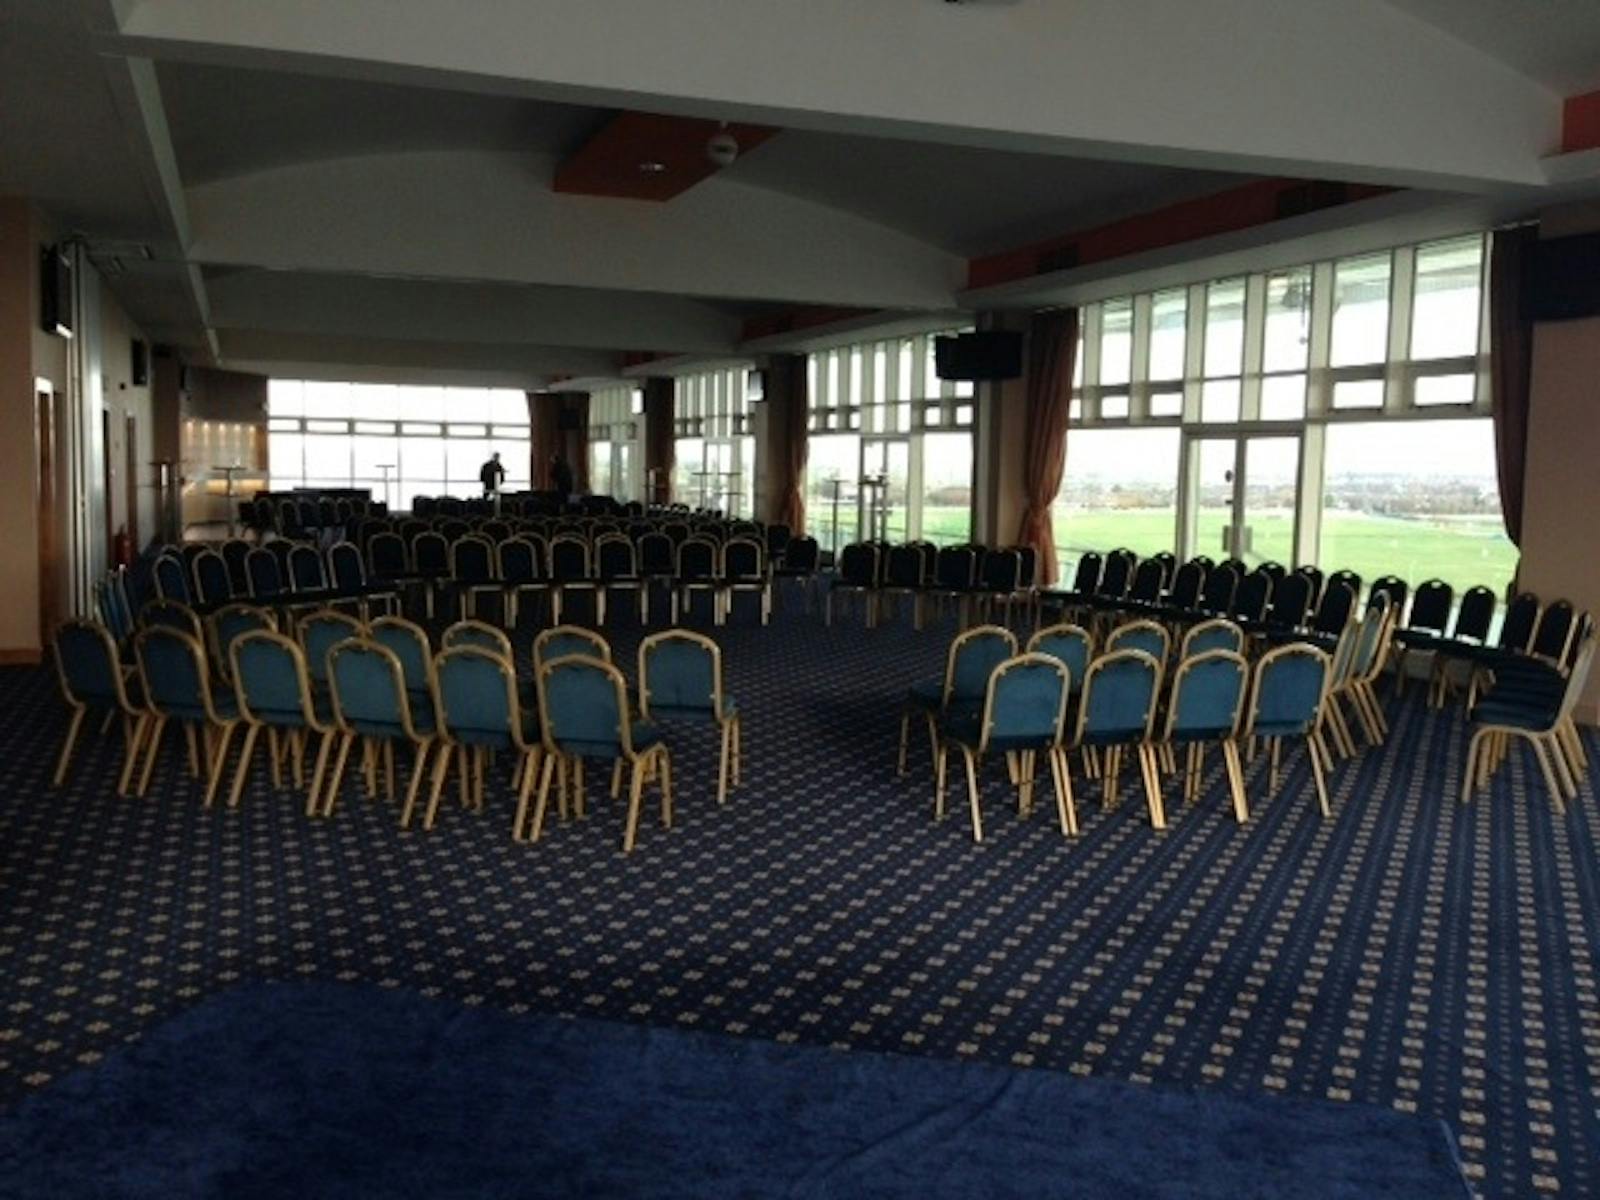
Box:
[1056, 232, 1513, 596]
[587, 385, 641, 502]
[267, 381, 531, 509]
[673, 366, 755, 517]
[803, 328, 975, 555]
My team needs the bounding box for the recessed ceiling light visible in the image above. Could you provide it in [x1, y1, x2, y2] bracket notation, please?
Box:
[638, 160, 666, 174]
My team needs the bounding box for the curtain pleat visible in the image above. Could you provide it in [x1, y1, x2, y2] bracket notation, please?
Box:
[1015, 310, 1078, 586]
[525, 392, 561, 490]
[1489, 225, 1534, 548]
[774, 355, 809, 532]
[643, 378, 676, 504]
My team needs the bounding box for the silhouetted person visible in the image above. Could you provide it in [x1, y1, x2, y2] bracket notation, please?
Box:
[550, 452, 575, 499]
[479, 452, 505, 498]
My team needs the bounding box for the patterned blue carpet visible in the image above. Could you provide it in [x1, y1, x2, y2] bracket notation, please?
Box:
[1, 602, 1597, 1198]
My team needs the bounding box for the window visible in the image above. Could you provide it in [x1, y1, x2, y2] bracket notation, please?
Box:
[267, 380, 530, 507]
[1411, 236, 1483, 361]
[1052, 428, 1181, 570]
[674, 366, 752, 514]
[1330, 253, 1390, 367]
[588, 386, 639, 501]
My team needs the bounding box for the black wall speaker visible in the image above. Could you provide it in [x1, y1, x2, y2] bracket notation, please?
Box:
[40, 245, 73, 338]
[130, 339, 149, 387]
[1527, 231, 1600, 322]
[935, 331, 1024, 381]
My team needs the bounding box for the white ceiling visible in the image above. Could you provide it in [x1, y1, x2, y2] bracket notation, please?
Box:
[1, 0, 1597, 387]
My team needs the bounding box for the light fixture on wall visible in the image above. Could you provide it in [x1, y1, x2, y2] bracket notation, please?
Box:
[630, 387, 645, 416]
[706, 123, 739, 168]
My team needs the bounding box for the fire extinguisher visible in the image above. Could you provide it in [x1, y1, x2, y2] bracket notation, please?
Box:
[112, 525, 133, 569]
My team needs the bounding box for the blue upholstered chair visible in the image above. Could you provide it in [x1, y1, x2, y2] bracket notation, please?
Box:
[297, 609, 364, 692]
[1026, 623, 1092, 695]
[530, 654, 672, 853]
[229, 631, 337, 814]
[209, 603, 278, 681]
[1179, 618, 1243, 659]
[329, 540, 399, 620]
[51, 619, 148, 795]
[442, 619, 513, 660]
[411, 531, 450, 618]
[96, 570, 137, 649]
[497, 536, 550, 628]
[534, 625, 611, 676]
[638, 630, 739, 807]
[367, 531, 408, 583]
[1068, 649, 1165, 829]
[133, 625, 241, 804]
[139, 598, 204, 643]
[192, 549, 233, 609]
[595, 533, 644, 626]
[1243, 643, 1333, 817]
[431, 647, 542, 837]
[1106, 619, 1170, 665]
[369, 616, 436, 712]
[933, 652, 1074, 843]
[324, 638, 437, 821]
[245, 547, 288, 602]
[1154, 650, 1249, 822]
[899, 625, 1018, 776]
[152, 552, 191, 604]
[450, 535, 501, 622]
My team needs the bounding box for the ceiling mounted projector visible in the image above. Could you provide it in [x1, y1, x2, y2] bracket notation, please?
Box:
[706, 128, 740, 167]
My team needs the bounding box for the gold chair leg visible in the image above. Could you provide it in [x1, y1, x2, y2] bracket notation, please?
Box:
[52, 708, 86, 789]
[306, 730, 335, 816]
[267, 728, 282, 789]
[658, 748, 674, 827]
[204, 722, 238, 808]
[610, 758, 623, 800]
[323, 733, 355, 816]
[422, 741, 454, 830]
[1139, 745, 1166, 830]
[622, 758, 646, 853]
[117, 715, 150, 797]
[511, 748, 539, 840]
[227, 725, 261, 809]
[399, 739, 432, 827]
[717, 720, 731, 806]
[1223, 739, 1249, 823]
[897, 711, 910, 776]
[1530, 736, 1567, 813]
[1307, 734, 1331, 818]
[527, 752, 557, 841]
[962, 746, 983, 843]
[1050, 746, 1078, 837]
[933, 743, 948, 820]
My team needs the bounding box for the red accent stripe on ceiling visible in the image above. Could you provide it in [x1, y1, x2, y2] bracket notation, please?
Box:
[621, 351, 666, 370]
[1563, 91, 1600, 154]
[966, 178, 1394, 291]
[554, 111, 780, 202]
[740, 306, 876, 343]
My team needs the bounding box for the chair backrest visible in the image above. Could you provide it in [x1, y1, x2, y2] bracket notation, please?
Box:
[231, 631, 317, 728]
[1075, 649, 1162, 746]
[538, 654, 640, 756]
[1198, 565, 1239, 613]
[246, 547, 286, 599]
[1168, 561, 1206, 610]
[836, 542, 878, 587]
[298, 609, 364, 683]
[596, 534, 638, 580]
[1265, 572, 1312, 628]
[1096, 551, 1134, 598]
[638, 630, 725, 717]
[981, 548, 1022, 592]
[1295, 564, 1327, 607]
[765, 523, 792, 560]
[1530, 598, 1576, 664]
[1311, 580, 1356, 638]
[934, 545, 978, 589]
[1367, 575, 1408, 620]
[942, 625, 1020, 704]
[1231, 571, 1272, 622]
[368, 532, 407, 578]
[287, 544, 326, 591]
[369, 616, 434, 693]
[973, 654, 1070, 753]
[97, 572, 136, 644]
[1498, 592, 1541, 652]
[140, 598, 204, 642]
[1255, 561, 1287, 582]
[152, 553, 190, 603]
[192, 550, 233, 606]
[724, 538, 764, 581]
[1012, 545, 1038, 590]
[212, 603, 277, 673]
[327, 542, 366, 590]
[136, 626, 220, 719]
[452, 536, 495, 582]
[1346, 598, 1393, 684]
[635, 532, 674, 574]
[547, 535, 590, 582]
[1162, 650, 1248, 742]
[1128, 559, 1165, 604]
[782, 536, 820, 573]
[221, 540, 252, 591]
[434, 647, 525, 749]
[1180, 617, 1243, 658]
[884, 544, 923, 588]
[413, 532, 449, 573]
[53, 620, 135, 712]
[1068, 552, 1102, 595]
[1406, 579, 1453, 634]
[1451, 585, 1497, 643]
[1553, 629, 1599, 725]
[1245, 644, 1329, 738]
[1026, 623, 1091, 691]
[327, 638, 423, 738]
[1106, 619, 1169, 663]
[441, 619, 513, 660]
[534, 625, 611, 673]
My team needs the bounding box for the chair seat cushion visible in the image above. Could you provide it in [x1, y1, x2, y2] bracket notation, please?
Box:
[650, 696, 737, 722]
[905, 679, 942, 710]
[1470, 700, 1558, 731]
[1250, 719, 1312, 739]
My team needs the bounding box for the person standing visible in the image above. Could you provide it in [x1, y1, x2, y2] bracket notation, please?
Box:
[550, 451, 575, 499]
[479, 451, 506, 498]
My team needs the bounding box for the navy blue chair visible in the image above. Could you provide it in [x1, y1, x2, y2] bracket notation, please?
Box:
[329, 541, 398, 619]
[497, 536, 550, 628]
[324, 638, 437, 820]
[192, 549, 233, 609]
[638, 630, 740, 807]
[209, 603, 278, 681]
[369, 616, 435, 716]
[720, 537, 769, 626]
[1243, 644, 1332, 817]
[152, 553, 190, 604]
[432, 646, 542, 836]
[1068, 649, 1164, 829]
[675, 537, 722, 626]
[533, 625, 611, 677]
[596, 534, 644, 626]
[1155, 650, 1249, 821]
[1026, 623, 1092, 696]
[449, 536, 500, 622]
[550, 535, 597, 625]
[899, 625, 1017, 776]
[51, 619, 148, 795]
[934, 652, 1074, 842]
[133, 625, 241, 804]
[297, 609, 364, 692]
[245, 547, 288, 602]
[140, 598, 204, 643]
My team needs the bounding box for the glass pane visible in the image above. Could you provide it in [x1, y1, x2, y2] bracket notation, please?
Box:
[345, 384, 394, 421]
[1071, 321, 1085, 390]
[1193, 439, 1235, 560]
[1332, 379, 1385, 410]
[400, 439, 445, 494]
[1331, 252, 1391, 367]
[402, 423, 442, 436]
[490, 435, 529, 489]
[1100, 394, 1129, 420]
[1415, 373, 1476, 407]
[351, 434, 400, 482]
[1204, 278, 1245, 378]
[305, 419, 346, 434]
[1150, 390, 1183, 419]
[353, 421, 394, 435]
[1321, 419, 1514, 595]
[303, 437, 351, 483]
[589, 439, 611, 497]
[803, 434, 861, 555]
[1412, 236, 1483, 360]
[1263, 267, 1312, 373]
[1053, 428, 1180, 572]
[873, 344, 888, 405]
[921, 432, 973, 545]
[448, 424, 488, 438]
[673, 437, 704, 505]
[1261, 374, 1307, 421]
[489, 389, 529, 424]
[449, 388, 495, 423]
[898, 340, 915, 401]
[1201, 378, 1241, 423]
[1100, 298, 1133, 386]
[1149, 289, 1187, 381]
[267, 433, 305, 487]
[399, 387, 446, 422]
[267, 417, 299, 433]
[302, 380, 349, 417]
[1241, 437, 1298, 568]
[267, 380, 304, 417]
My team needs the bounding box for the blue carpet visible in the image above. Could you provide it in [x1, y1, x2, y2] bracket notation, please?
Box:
[1, 604, 1598, 1198]
[0, 982, 1467, 1198]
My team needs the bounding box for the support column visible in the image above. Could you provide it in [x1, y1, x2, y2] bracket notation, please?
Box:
[756, 354, 807, 529]
[642, 376, 675, 505]
[972, 311, 1031, 548]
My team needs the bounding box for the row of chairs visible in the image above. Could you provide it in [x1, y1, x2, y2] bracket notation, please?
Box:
[827, 542, 1038, 629]
[52, 615, 742, 855]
